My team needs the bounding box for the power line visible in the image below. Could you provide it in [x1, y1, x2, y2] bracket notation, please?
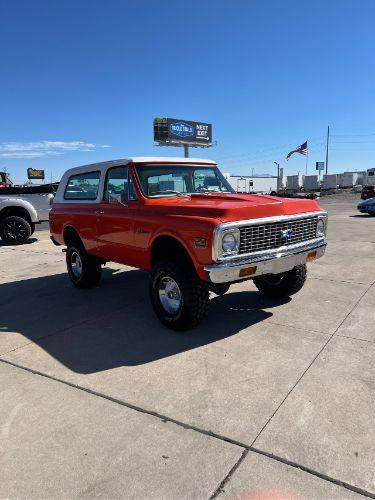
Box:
[215, 141, 325, 168]
[331, 140, 375, 144]
[214, 137, 325, 162]
[331, 133, 375, 137]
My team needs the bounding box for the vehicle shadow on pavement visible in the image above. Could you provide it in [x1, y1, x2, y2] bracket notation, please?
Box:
[0, 268, 289, 372]
[0, 238, 38, 246]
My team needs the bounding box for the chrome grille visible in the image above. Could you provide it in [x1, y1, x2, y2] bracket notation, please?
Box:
[239, 216, 318, 254]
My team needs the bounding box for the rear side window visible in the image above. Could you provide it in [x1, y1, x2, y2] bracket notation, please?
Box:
[64, 171, 101, 200]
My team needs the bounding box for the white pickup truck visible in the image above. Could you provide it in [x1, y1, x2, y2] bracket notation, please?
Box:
[0, 185, 56, 244]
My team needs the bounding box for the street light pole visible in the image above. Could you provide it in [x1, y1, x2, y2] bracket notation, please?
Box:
[274, 161, 280, 192]
[325, 125, 330, 174]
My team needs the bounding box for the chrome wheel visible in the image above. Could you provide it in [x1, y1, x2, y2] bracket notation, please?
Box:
[70, 251, 83, 279]
[158, 276, 182, 315]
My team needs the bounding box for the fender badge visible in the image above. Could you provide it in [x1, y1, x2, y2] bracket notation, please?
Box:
[194, 237, 206, 249]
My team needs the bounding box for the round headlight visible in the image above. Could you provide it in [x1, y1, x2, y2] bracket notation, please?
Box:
[222, 232, 237, 253]
[317, 219, 325, 236]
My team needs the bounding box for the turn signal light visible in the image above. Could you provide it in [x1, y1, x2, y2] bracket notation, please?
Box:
[307, 251, 317, 261]
[239, 266, 257, 277]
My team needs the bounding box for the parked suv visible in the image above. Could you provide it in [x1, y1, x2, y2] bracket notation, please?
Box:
[50, 157, 327, 330]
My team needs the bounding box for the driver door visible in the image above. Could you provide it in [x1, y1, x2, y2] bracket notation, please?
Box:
[96, 165, 138, 264]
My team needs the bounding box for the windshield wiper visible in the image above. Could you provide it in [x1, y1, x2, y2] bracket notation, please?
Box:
[153, 190, 189, 197]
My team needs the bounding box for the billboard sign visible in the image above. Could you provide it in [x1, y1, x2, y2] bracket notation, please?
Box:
[27, 168, 45, 180]
[169, 121, 194, 138]
[316, 162, 325, 171]
[154, 117, 212, 145]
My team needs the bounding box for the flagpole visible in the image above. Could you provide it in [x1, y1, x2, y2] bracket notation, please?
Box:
[305, 149, 308, 176]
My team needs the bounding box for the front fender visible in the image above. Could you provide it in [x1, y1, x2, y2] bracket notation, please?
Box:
[150, 228, 197, 263]
[0, 198, 39, 223]
[149, 224, 214, 280]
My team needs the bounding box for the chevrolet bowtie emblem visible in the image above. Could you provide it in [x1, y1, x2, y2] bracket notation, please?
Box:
[281, 229, 294, 238]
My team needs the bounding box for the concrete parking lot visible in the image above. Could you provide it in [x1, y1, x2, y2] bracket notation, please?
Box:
[1, 192, 374, 499]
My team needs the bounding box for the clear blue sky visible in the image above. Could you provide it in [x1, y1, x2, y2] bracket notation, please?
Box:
[1, 0, 374, 183]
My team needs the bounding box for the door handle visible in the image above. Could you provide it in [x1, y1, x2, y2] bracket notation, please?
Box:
[95, 210, 105, 215]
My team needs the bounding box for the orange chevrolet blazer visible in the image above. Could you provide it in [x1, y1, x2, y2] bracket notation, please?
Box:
[50, 157, 327, 330]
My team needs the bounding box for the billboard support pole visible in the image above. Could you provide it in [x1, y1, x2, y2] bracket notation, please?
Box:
[184, 145, 189, 158]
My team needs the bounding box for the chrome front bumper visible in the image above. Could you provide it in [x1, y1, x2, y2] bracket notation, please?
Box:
[204, 238, 327, 284]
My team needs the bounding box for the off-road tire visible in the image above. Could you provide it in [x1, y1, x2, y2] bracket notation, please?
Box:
[253, 264, 307, 298]
[66, 240, 102, 288]
[150, 260, 209, 331]
[0, 215, 32, 245]
[210, 283, 230, 296]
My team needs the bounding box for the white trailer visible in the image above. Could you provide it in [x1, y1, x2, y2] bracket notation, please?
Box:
[304, 175, 320, 191]
[322, 174, 338, 190]
[354, 171, 366, 185]
[337, 171, 366, 187]
[340, 173, 357, 188]
[228, 175, 278, 194]
[286, 174, 303, 191]
[335, 172, 362, 188]
[366, 168, 375, 186]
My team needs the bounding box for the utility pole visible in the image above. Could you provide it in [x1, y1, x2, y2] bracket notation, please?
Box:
[183, 144, 189, 158]
[325, 125, 330, 174]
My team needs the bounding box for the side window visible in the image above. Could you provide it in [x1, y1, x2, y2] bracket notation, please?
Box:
[64, 171, 101, 200]
[104, 166, 138, 202]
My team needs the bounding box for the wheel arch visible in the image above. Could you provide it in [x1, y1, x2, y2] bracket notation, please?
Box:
[0, 206, 33, 225]
[63, 225, 82, 246]
[150, 234, 196, 272]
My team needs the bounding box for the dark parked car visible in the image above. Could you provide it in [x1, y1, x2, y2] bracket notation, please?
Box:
[358, 198, 375, 215]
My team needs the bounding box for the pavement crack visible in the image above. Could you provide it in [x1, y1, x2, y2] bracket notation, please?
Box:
[250, 281, 375, 448]
[0, 358, 248, 449]
[209, 449, 249, 499]
[249, 447, 375, 499]
[308, 276, 368, 285]
[1, 357, 374, 499]
[336, 334, 375, 344]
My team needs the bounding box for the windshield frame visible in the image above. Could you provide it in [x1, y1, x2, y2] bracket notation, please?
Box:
[133, 163, 234, 198]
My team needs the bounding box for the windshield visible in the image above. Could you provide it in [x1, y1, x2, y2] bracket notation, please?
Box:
[134, 165, 234, 197]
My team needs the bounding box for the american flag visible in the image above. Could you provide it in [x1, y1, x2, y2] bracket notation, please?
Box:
[286, 141, 308, 161]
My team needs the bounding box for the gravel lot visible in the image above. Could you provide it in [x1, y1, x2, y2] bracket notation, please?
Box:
[1, 192, 374, 499]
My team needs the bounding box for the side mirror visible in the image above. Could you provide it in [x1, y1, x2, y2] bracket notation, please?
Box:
[108, 192, 128, 208]
[108, 193, 122, 204]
